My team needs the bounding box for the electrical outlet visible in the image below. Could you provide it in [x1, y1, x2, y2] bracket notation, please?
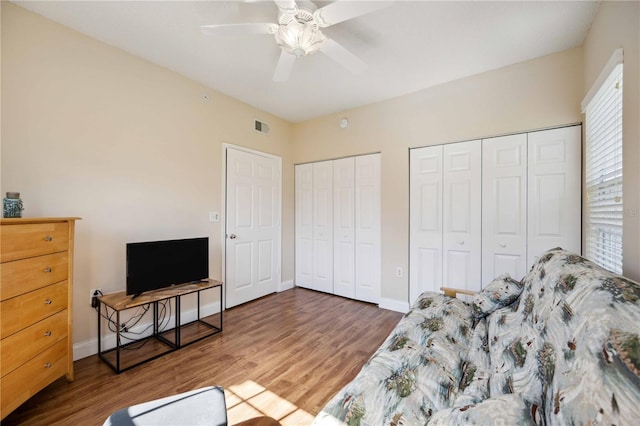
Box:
[395, 267, 403, 278]
[90, 288, 102, 307]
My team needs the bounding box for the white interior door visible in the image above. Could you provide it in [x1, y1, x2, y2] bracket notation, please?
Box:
[482, 134, 528, 284]
[295, 164, 313, 289]
[527, 126, 582, 265]
[409, 145, 443, 304]
[443, 140, 482, 293]
[312, 161, 333, 293]
[355, 154, 381, 303]
[226, 147, 280, 308]
[333, 157, 355, 299]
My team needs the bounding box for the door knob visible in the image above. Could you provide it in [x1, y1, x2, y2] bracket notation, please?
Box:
[229, 234, 237, 239]
[458, 239, 465, 245]
[499, 242, 507, 248]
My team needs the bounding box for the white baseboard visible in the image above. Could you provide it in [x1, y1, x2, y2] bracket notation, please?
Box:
[278, 279, 294, 292]
[73, 301, 221, 361]
[378, 297, 410, 314]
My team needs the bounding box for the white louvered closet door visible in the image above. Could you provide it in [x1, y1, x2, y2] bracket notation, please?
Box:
[333, 157, 356, 299]
[442, 141, 482, 293]
[527, 126, 582, 266]
[409, 145, 443, 304]
[482, 134, 528, 285]
[295, 164, 314, 289]
[355, 154, 381, 303]
[312, 161, 334, 293]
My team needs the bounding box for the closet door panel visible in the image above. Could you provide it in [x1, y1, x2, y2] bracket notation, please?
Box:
[443, 140, 482, 293]
[312, 161, 334, 293]
[295, 164, 313, 288]
[333, 157, 355, 299]
[527, 126, 581, 266]
[409, 146, 443, 304]
[482, 134, 528, 284]
[355, 154, 381, 303]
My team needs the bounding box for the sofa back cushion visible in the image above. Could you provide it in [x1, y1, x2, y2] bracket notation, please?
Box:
[487, 248, 640, 424]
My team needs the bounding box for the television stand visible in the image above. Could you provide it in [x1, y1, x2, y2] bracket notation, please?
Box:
[97, 279, 223, 373]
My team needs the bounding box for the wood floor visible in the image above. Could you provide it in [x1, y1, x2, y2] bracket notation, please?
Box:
[2, 288, 403, 426]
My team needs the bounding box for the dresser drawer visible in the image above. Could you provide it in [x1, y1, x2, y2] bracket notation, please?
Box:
[0, 338, 68, 419]
[0, 281, 68, 339]
[1, 310, 68, 377]
[0, 252, 68, 301]
[0, 222, 69, 263]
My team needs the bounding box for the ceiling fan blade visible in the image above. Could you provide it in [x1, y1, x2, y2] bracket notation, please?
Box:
[273, 50, 297, 82]
[274, 0, 298, 14]
[200, 23, 277, 37]
[314, 0, 393, 27]
[320, 38, 367, 75]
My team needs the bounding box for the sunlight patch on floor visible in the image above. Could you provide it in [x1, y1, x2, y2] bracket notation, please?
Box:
[225, 380, 315, 425]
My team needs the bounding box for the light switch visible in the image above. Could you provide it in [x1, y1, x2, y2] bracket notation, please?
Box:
[209, 211, 220, 222]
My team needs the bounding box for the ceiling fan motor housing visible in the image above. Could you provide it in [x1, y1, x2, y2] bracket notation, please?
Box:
[275, 6, 325, 57]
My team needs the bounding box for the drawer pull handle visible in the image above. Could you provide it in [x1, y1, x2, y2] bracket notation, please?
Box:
[44, 267, 53, 273]
[44, 331, 52, 337]
[44, 362, 52, 369]
[44, 299, 53, 305]
[44, 235, 53, 242]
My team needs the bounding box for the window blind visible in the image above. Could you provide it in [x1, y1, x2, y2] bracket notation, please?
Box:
[584, 55, 623, 274]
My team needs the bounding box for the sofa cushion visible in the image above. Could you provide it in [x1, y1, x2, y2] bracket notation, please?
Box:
[472, 273, 523, 318]
[313, 292, 474, 425]
[427, 394, 540, 426]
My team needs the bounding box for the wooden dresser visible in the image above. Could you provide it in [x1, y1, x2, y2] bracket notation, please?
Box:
[0, 217, 79, 420]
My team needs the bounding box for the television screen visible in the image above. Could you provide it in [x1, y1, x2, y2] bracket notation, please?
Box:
[126, 237, 209, 296]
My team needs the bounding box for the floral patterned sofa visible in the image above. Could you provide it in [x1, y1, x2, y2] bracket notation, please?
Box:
[314, 248, 640, 425]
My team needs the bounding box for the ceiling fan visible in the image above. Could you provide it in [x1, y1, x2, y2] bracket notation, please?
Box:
[200, 0, 393, 82]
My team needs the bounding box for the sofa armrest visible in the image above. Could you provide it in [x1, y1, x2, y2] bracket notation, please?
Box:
[440, 287, 477, 298]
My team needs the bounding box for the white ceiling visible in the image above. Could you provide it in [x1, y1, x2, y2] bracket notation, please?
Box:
[13, 0, 599, 123]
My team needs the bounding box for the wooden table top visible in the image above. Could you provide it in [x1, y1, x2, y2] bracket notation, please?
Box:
[98, 279, 223, 311]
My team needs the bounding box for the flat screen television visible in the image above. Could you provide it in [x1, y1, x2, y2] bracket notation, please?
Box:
[126, 237, 209, 297]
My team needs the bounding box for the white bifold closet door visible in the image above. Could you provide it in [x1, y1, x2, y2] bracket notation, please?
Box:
[482, 127, 582, 284]
[409, 141, 481, 302]
[294, 163, 313, 288]
[527, 126, 582, 266]
[409, 145, 443, 301]
[482, 134, 528, 285]
[443, 141, 482, 294]
[296, 154, 380, 303]
[333, 157, 356, 299]
[312, 161, 334, 293]
[354, 154, 381, 303]
[294, 160, 333, 293]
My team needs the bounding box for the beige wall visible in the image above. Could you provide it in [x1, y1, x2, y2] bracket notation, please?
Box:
[583, 1, 640, 282]
[293, 48, 584, 303]
[1, 3, 295, 349]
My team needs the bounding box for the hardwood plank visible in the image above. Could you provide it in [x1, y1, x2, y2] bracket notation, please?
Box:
[1, 288, 402, 425]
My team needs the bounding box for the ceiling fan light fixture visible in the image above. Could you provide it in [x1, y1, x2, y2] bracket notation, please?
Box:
[274, 20, 325, 57]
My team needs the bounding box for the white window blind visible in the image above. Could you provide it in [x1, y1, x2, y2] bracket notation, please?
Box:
[584, 51, 623, 274]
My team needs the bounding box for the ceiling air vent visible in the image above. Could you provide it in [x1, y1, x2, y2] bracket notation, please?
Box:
[254, 119, 270, 136]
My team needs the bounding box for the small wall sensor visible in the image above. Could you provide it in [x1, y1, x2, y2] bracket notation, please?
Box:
[339, 117, 349, 129]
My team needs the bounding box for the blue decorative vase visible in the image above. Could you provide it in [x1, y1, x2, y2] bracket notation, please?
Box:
[3, 192, 24, 218]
